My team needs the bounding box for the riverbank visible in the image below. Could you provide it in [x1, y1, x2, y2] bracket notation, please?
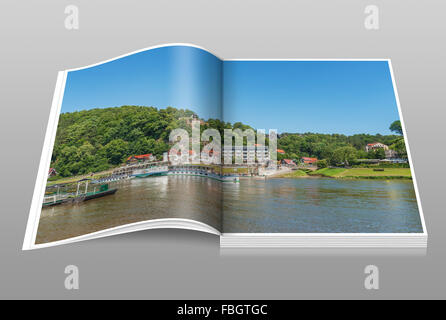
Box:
[274, 167, 412, 180]
[46, 169, 115, 186]
[48, 165, 412, 186]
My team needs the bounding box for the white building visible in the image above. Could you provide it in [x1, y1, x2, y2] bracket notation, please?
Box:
[365, 142, 398, 159]
[365, 142, 389, 152]
[223, 145, 270, 164]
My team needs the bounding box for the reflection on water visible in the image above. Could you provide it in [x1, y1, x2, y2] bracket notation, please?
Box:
[36, 176, 222, 244]
[223, 178, 423, 233]
[36, 176, 423, 244]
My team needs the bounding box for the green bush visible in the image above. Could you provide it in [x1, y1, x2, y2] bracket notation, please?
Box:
[317, 159, 328, 168]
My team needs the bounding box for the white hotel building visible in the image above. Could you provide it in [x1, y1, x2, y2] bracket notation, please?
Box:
[222, 145, 270, 164]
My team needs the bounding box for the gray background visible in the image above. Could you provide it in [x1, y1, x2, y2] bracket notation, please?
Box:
[0, 0, 445, 299]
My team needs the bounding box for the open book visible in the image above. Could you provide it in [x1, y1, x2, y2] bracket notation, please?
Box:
[23, 44, 427, 250]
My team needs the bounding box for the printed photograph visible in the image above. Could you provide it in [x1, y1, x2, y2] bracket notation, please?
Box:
[222, 60, 422, 234]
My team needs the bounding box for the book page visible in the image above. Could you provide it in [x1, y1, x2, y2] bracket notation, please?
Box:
[221, 59, 426, 239]
[24, 44, 224, 249]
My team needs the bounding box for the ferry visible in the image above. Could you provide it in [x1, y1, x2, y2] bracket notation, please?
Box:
[42, 183, 117, 208]
[168, 170, 239, 183]
[131, 166, 169, 178]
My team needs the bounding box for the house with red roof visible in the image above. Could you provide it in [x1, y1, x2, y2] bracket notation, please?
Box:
[300, 157, 318, 165]
[281, 159, 296, 167]
[48, 168, 57, 177]
[365, 142, 389, 152]
[365, 142, 398, 159]
[277, 149, 285, 154]
[126, 154, 155, 164]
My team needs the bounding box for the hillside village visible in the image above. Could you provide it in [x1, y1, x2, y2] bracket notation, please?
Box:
[47, 106, 409, 182]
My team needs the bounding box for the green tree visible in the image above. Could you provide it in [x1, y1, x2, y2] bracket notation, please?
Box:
[374, 148, 386, 159]
[356, 150, 368, 159]
[330, 146, 357, 166]
[391, 139, 407, 158]
[317, 159, 328, 168]
[49, 105, 410, 178]
[103, 139, 129, 165]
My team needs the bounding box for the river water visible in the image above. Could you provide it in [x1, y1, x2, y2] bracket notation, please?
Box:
[36, 176, 222, 244]
[36, 176, 423, 244]
[223, 177, 423, 233]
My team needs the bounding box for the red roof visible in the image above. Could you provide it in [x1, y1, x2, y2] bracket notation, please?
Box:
[127, 154, 152, 161]
[277, 149, 285, 154]
[282, 159, 295, 165]
[301, 157, 318, 164]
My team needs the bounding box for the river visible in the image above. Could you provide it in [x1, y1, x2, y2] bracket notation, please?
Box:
[223, 177, 423, 233]
[36, 176, 423, 244]
[36, 176, 222, 244]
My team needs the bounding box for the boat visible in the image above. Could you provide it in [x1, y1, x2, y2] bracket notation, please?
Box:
[131, 166, 169, 178]
[42, 197, 66, 207]
[168, 170, 239, 183]
[42, 183, 117, 208]
[77, 184, 117, 201]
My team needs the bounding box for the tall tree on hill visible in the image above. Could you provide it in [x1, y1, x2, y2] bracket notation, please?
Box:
[389, 120, 403, 135]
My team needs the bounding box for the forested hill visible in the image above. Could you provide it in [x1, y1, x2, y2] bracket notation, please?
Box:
[52, 106, 188, 176]
[50, 105, 405, 178]
[277, 132, 403, 161]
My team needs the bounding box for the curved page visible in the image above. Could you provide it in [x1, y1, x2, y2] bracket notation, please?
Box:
[23, 44, 223, 250]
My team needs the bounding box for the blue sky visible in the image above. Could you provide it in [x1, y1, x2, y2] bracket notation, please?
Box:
[61, 46, 222, 119]
[223, 60, 400, 135]
[61, 45, 400, 135]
